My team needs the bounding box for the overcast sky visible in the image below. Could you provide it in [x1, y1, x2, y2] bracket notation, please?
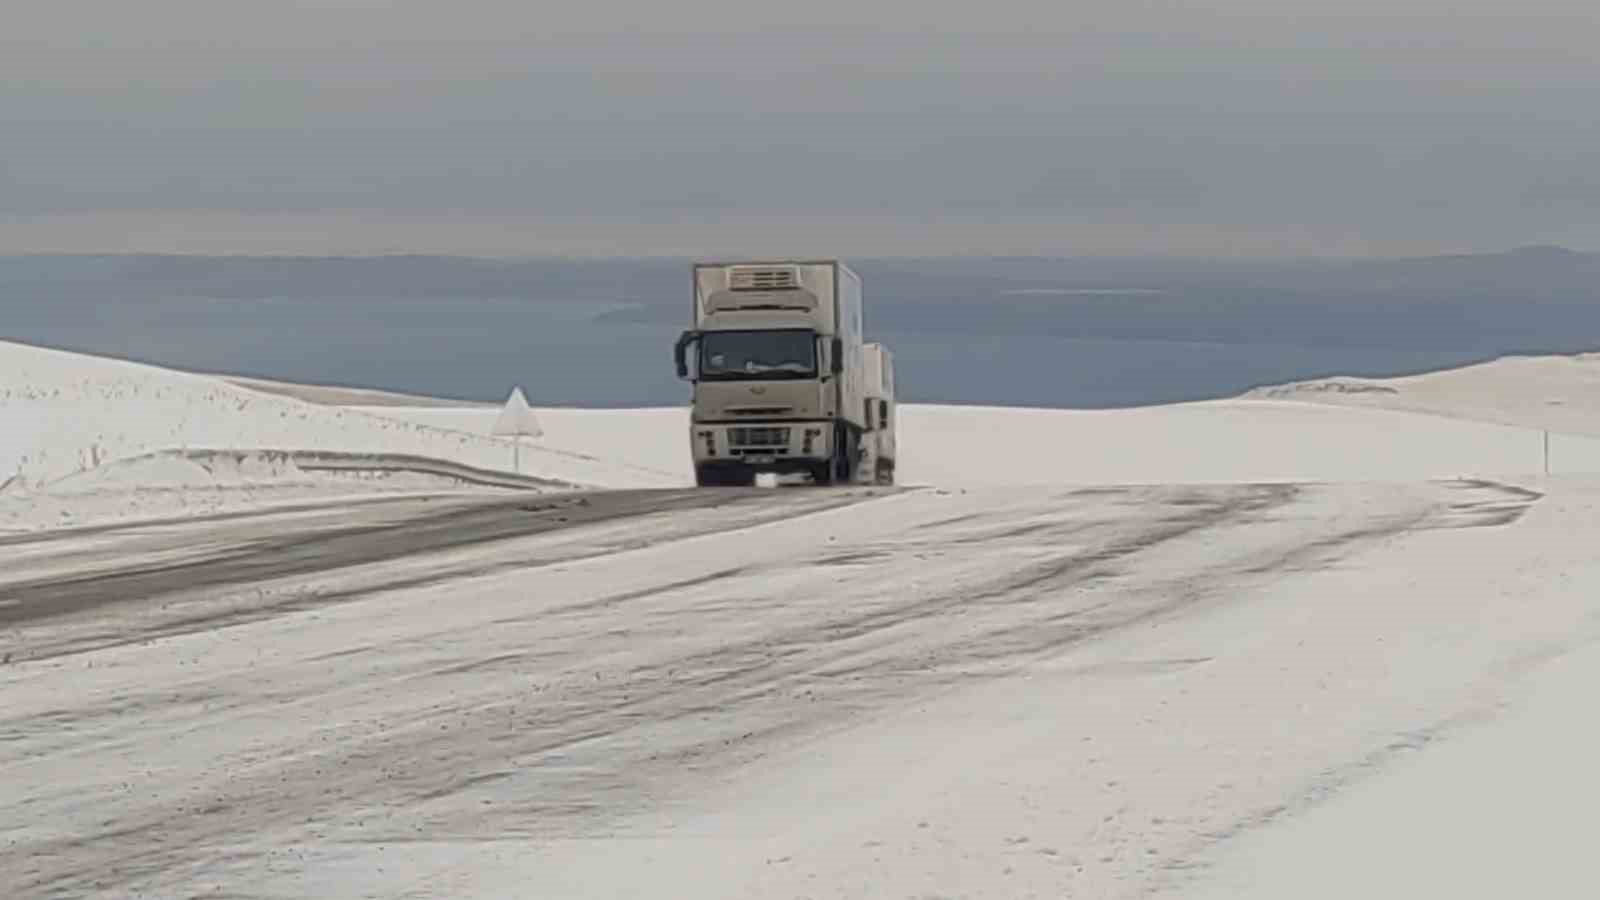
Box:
[5, 0, 1598, 257]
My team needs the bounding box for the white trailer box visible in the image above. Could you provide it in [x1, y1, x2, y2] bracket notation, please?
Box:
[862, 342, 896, 485]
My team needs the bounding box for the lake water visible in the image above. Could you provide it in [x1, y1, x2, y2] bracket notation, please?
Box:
[3, 255, 1595, 408]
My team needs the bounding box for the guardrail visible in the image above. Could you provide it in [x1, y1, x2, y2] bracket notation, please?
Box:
[50, 448, 579, 493]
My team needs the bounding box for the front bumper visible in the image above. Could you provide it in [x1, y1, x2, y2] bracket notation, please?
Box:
[690, 421, 833, 467]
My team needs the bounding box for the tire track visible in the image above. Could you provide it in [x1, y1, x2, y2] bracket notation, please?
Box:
[4, 485, 1303, 897]
[3, 488, 895, 662]
[2, 481, 1484, 899]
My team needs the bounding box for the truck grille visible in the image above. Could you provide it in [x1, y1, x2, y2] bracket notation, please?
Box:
[729, 426, 790, 447]
[727, 406, 794, 417]
[728, 266, 798, 292]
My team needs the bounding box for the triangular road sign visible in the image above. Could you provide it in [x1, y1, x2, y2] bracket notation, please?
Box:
[491, 387, 543, 438]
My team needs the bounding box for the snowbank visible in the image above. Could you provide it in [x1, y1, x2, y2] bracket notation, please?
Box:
[0, 340, 677, 530]
[1, 451, 513, 533]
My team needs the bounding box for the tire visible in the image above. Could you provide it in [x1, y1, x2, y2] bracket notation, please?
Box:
[696, 465, 751, 487]
[810, 461, 835, 487]
[834, 424, 856, 484]
[811, 424, 860, 487]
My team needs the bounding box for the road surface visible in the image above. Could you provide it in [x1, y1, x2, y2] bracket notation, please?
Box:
[0, 478, 1576, 898]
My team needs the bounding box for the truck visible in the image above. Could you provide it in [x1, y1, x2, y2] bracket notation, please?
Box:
[674, 259, 883, 487]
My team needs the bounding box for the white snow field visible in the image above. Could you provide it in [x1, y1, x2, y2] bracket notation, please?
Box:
[5, 344, 1600, 898]
[0, 339, 680, 531]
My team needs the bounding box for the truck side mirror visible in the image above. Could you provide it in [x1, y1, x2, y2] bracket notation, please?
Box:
[675, 330, 698, 380]
[831, 337, 844, 375]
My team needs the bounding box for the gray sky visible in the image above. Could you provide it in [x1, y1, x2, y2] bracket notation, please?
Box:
[5, 0, 1598, 257]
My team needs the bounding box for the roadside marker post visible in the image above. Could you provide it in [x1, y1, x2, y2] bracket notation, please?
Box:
[491, 387, 544, 475]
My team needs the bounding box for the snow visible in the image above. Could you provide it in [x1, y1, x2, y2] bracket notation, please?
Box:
[4, 451, 523, 535]
[356, 405, 689, 481]
[362, 397, 1600, 488]
[5, 473, 1597, 898]
[1249, 352, 1600, 437]
[0, 339, 677, 531]
[1166, 482, 1600, 899]
[223, 374, 486, 408]
[1173, 641, 1600, 899]
[7, 340, 1600, 896]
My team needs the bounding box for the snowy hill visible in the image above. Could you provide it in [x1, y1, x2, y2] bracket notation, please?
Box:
[0, 340, 678, 530]
[1249, 352, 1600, 437]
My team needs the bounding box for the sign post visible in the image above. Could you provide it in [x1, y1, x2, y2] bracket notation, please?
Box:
[490, 387, 544, 475]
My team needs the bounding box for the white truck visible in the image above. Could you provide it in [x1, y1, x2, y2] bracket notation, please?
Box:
[675, 259, 888, 487]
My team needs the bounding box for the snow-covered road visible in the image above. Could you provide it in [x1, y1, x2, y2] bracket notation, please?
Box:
[3, 475, 1586, 898]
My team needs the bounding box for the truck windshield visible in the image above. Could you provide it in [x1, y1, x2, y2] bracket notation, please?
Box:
[699, 330, 818, 381]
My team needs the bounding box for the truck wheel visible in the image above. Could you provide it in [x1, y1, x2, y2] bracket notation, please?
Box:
[696, 465, 744, 487]
[834, 424, 856, 484]
[876, 460, 894, 486]
[701, 466, 758, 487]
